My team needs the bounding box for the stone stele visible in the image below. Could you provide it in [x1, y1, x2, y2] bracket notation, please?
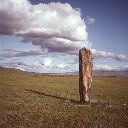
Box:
[79, 47, 93, 104]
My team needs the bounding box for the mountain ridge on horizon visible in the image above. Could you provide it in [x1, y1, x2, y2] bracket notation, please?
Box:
[0, 66, 128, 76]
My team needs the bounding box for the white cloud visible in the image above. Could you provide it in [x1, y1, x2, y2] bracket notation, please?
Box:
[33, 61, 42, 67]
[56, 64, 66, 69]
[0, 0, 89, 53]
[1, 48, 45, 58]
[93, 64, 128, 71]
[40, 58, 67, 69]
[86, 16, 95, 24]
[94, 64, 113, 71]
[42, 58, 52, 67]
[15, 66, 25, 71]
[1, 56, 128, 73]
[92, 49, 128, 62]
[92, 49, 114, 58]
[114, 54, 128, 62]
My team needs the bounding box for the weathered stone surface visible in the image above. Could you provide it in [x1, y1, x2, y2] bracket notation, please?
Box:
[79, 47, 93, 104]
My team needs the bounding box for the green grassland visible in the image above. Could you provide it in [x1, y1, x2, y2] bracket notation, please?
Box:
[0, 67, 128, 128]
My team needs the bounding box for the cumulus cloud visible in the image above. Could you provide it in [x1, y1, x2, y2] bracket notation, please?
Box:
[92, 49, 128, 62]
[94, 64, 113, 71]
[1, 49, 45, 58]
[92, 49, 114, 58]
[41, 58, 52, 67]
[1, 61, 28, 71]
[32, 58, 67, 69]
[124, 65, 128, 71]
[114, 54, 128, 62]
[1, 59, 128, 73]
[0, 58, 5, 61]
[86, 16, 95, 24]
[1, 58, 68, 73]
[93, 64, 128, 71]
[15, 67, 26, 71]
[40, 58, 67, 69]
[0, 0, 89, 53]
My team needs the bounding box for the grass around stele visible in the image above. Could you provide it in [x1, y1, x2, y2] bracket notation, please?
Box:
[0, 67, 128, 128]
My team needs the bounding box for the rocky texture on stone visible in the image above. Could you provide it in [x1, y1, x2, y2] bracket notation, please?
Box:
[79, 47, 93, 104]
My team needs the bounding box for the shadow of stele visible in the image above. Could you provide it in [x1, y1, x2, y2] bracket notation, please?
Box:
[25, 89, 80, 104]
[25, 89, 107, 107]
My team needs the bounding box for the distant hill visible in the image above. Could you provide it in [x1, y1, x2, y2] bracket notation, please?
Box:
[92, 70, 128, 76]
[64, 70, 128, 76]
[0, 66, 128, 76]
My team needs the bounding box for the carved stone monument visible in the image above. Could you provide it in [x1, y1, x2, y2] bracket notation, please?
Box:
[79, 47, 93, 104]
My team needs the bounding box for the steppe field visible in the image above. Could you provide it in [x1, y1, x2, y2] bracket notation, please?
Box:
[0, 67, 128, 128]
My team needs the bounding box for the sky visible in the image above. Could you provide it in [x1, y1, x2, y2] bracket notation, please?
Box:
[0, 0, 128, 73]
